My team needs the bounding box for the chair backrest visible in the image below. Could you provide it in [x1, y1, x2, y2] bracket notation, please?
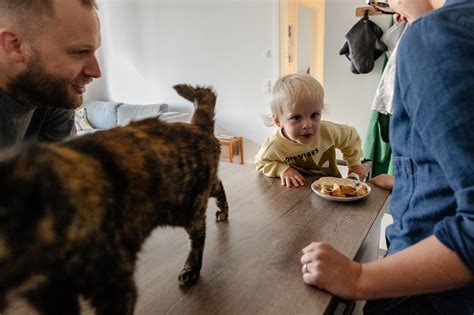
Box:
[336, 159, 373, 181]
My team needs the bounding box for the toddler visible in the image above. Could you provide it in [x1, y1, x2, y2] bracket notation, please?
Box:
[255, 73, 367, 187]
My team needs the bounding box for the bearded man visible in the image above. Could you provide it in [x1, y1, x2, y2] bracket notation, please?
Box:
[0, 0, 101, 150]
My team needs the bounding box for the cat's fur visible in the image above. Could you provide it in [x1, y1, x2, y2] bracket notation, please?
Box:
[0, 84, 229, 315]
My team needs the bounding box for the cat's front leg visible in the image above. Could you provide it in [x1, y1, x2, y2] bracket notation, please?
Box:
[212, 179, 229, 222]
[179, 210, 206, 287]
[91, 274, 137, 315]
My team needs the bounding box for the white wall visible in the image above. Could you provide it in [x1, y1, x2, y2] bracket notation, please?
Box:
[87, 0, 391, 164]
[89, 0, 280, 163]
[297, 4, 313, 73]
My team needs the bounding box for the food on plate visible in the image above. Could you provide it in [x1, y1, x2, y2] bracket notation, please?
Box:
[320, 185, 334, 195]
[315, 176, 368, 198]
[341, 185, 357, 195]
[331, 184, 346, 197]
[315, 176, 356, 189]
[353, 184, 369, 196]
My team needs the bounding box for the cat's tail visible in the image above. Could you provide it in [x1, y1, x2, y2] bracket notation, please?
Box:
[173, 84, 216, 134]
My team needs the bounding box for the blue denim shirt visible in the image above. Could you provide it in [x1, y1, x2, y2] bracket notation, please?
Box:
[387, 0, 474, 312]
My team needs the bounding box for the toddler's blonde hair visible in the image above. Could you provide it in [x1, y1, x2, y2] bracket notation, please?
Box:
[264, 73, 324, 127]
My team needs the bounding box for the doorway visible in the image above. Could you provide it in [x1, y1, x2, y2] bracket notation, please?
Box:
[279, 0, 325, 83]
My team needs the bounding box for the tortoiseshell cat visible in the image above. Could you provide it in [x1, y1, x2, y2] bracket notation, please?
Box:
[0, 84, 229, 315]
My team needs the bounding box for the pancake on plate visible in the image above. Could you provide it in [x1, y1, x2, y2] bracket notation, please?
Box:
[315, 176, 368, 198]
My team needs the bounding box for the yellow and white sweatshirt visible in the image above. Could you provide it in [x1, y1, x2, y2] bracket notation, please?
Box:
[255, 121, 363, 178]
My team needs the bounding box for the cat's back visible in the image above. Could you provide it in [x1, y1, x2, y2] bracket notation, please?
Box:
[60, 118, 221, 223]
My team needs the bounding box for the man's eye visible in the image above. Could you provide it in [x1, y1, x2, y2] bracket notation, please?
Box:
[74, 50, 90, 57]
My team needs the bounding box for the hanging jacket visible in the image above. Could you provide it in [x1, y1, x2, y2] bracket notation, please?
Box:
[339, 11, 387, 74]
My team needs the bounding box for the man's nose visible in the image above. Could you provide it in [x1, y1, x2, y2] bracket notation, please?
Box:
[84, 56, 102, 79]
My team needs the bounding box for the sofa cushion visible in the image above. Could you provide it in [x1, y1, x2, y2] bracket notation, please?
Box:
[117, 103, 169, 126]
[83, 101, 123, 129]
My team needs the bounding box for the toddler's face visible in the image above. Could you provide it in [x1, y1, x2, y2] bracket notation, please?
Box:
[275, 98, 323, 145]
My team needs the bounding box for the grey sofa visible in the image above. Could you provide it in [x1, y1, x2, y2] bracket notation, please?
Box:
[75, 100, 191, 135]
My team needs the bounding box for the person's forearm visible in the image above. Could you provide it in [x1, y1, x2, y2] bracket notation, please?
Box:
[356, 236, 473, 300]
[255, 161, 288, 177]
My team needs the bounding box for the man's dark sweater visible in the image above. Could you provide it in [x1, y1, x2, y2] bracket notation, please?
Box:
[0, 88, 75, 150]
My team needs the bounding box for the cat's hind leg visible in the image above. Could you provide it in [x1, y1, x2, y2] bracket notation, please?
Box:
[179, 207, 206, 287]
[0, 290, 6, 313]
[90, 271, 137, 315]
[23, 277, 80, 315]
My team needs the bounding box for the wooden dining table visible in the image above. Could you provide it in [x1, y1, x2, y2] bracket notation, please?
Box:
[131, 162, 390, 315]
[8, 162, 390, 315]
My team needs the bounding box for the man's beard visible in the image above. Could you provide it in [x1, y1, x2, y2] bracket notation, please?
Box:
[7, 61, 83, 110]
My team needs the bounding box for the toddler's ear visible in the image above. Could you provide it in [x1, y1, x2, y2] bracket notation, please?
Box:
[274, 117, 281, 127]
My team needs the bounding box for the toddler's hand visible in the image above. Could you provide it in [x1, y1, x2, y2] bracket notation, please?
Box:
[281, 168, 305, 188]
[369, 174, 394, 191]
[348, 164, 367, 182]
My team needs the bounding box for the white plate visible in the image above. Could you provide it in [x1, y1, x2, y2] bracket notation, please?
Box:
[311, 181, 371, 202]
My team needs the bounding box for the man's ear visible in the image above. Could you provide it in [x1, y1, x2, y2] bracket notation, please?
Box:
[0, 29, 27, 63]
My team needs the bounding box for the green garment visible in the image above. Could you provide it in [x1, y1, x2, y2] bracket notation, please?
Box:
[364, 111, 392, 214]
[363, 111, 393, 177]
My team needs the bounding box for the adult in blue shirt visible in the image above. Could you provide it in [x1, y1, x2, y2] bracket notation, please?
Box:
[300, 0, 474, 313]
[0, 0, 101, 150]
